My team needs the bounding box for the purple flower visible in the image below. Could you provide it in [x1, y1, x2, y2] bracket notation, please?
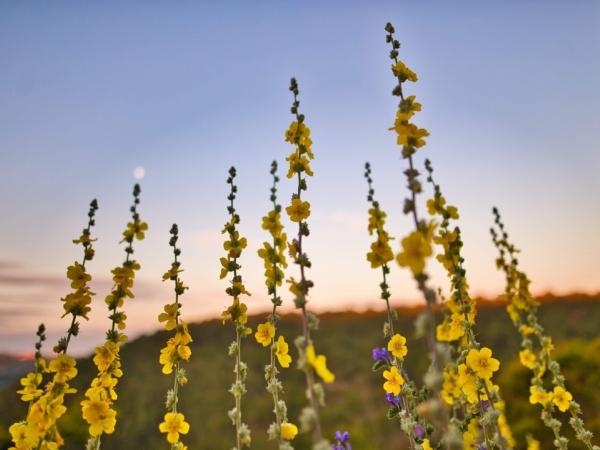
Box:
[480, 399, 490, 412]
[372, 347, 392, 363]
[385, 393, 402, 409]
[332, 431, 351, 450]
[414, 424, 425, 439]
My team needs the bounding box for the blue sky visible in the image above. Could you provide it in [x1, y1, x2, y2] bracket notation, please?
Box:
[1, 1, 599, 354]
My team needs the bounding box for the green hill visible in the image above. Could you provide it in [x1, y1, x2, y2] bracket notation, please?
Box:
[1, 296, 599, 450]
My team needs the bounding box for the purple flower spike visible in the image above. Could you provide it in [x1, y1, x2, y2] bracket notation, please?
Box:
[372, 347, 392, 363]
[414, 424, 425, 439]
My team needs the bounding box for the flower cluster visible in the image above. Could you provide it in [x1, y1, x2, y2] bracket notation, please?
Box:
[255, 161, 297, 449]
[364, 162, 435, 447]
[285, 77, 332, 449]
[82, 184, 147, 449]
[491, 209, 597, 450]
[220, 167, 252, 449]
[158, 224, 192, 450]
[384, 22, 442, 392]
[425, 160, 514, 449]
[9, 199, 99, 450]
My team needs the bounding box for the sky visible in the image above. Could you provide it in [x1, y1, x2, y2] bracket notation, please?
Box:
[0, 1, 599, 355]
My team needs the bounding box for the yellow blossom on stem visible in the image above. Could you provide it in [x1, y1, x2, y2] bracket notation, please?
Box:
[281, 422, 298, 440]
[529, 385, 552, 407]
[387, 333, 408, 359]
[286, 197, 311, 222]
[159, 412, 190, 444]
[254, 322, 275, 347]
[552, 386, 573, 412]
[466, 347, 500, 380]
[396, 230, 432, 275]
[306, 344, 335, 383]
[275, 336, 292, 368]
[519, 348, 536, 370]
[383, 366, 404, 395]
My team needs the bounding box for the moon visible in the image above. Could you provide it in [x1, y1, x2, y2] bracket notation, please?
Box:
[133, 166, 146, 180]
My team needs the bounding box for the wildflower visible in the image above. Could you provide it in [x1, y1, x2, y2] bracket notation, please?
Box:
[332, 430, 352, 450]
[286, 197, 311, 222]
[81, 394, 117, 436]
[371, 347, 392, 363]
[255, 322, 275, 347]
[159, 303, 180, 331]
[286, 78, 328, 445]
[16, 373, 42, 402]
[529, 386, 552, 407]
[66, 263, 91, 290]
[392, 60, 418, 82]
[552, 386, 572, 412]
[519, 349, 536, 370]
[49, 354, 77, 383]
[466, 347, 500, 380]
[306, 344, 335, 383]
[396, 231, 432, 275]
[387, 333, 408, 359]
[383, 366, 404, 395]
[385, 393, 402, 408]
[275, 336, 292, 368]
[421, 439, 433, 450]
[280, 422, 298, 441]
[159, 412, 190, 444]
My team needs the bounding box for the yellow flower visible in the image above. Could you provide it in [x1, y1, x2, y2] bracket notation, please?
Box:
[383, 366, 404, 395]
[61, 290, 93, 319]
[159, 412, 190, 444]
[81, 395, 117, 436]
[527, 437, 541, 450]
[286, 198, 311, 222]
[93, 342, 119, 372]
[306, 344, 335, 383]
[49, 354, 78, 383]
[529, 385, 552, 407]
[466, 347, 499, 380]
[280, 422, 298, 440]
[367, 235, 394, 268]
[457, 363, 480, 404]
[519, 349, 536, 370]
[16, 372, 42, 401]
[422, 438, 433, 450]
[122, 220, 148, 241]
[396, 231, 432, 275]
[286, 151, 314, 178]
[392, 60, 418, 82]
[66, 263, 91, 289]
[255, 322, 275, 347]
[552, 386, 572, 412]
[158, 303, 180, 331]
[275, 336, 292, 368]
[387, 334, 408, 359]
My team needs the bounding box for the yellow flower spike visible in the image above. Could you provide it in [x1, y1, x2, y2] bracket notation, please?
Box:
[466, 347, 500, 380]
[383, 366, 404, 395]
[421, 438, 433, 450]
[387, 333, 408, 359]
[285, 197, 311, 222]
[159, 412, 190, 445]
[306, 344, 335, 383]
[552, 386, 573, 412]
[254, 322, 275, 347]
[280, 422, 298, 440]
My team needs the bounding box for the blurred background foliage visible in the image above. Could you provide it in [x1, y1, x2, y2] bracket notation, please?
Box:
[0, 297, 598, 450]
